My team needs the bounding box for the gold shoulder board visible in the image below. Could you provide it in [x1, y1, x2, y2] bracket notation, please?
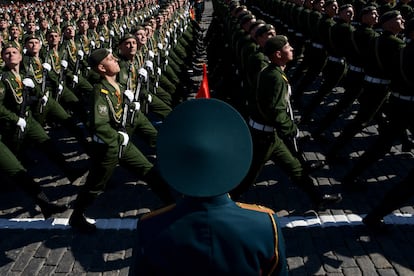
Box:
[236, 202, 275, 214]
[140, 204, 176, 221]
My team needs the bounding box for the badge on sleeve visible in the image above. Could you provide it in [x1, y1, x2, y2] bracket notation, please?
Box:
[97, 104, 108, 116]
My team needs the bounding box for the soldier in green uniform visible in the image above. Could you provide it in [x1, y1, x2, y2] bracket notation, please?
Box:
[0, 43, 84, 183]
[116, 34, 162, 149]
[69, 48, 174, 234]
[231, 35, 341, 209]
[118, 34, 171, 120]
[136, 24, 174, 107]
[326, 10, 406, 170]
[97, 11, 111, 49]
[60, 23, 94, 112]
[311, 5, 380, 140]
[300, 3, 352, 123]
[341, 16, 413, 190]
[23, 34, 90, 151]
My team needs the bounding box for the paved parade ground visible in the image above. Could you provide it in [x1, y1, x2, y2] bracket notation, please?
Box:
[1, 1, 414, 275]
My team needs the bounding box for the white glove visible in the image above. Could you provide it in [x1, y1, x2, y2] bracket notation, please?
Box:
[17, 117, 26, 132]
[148, 50, 155, 59]
[58, 84, 63, 93]
[164, 50, 169, 57]
[157, 43, 163, 50]
[164, 59, 169, 66]
[164, 37, 169, 45]
[41, 95, 48, 106]
[22, 78, 35, 88]
[180, 27, 184, 33]
[138, 68, 148, 82]
[99, 36, 105, 43]
[132, 101, 140, 111]
[157, 67, 162, 76]
[145, 60, 153, 71]
[42, 63, 51, 72]
[73, 75, 78, 84]
[166, 31, 170, 37]
[118, 131, 129, 146]
[90, 40, 96, 48]
[109, 30, 115, 37]
[123, 24, 127, 30]
[124, 89, 134, 102]
[77, 50, 84, 60]
[61, 60, 68, 69]
[147, 94, 152, 103]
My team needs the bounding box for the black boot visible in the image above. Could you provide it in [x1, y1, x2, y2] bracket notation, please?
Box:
[69, 191, 97, 234]
[69, 210, 97, 234]
[35, 191, 67, 219]
[296, 175, 342, 210]
[13, 171, 67, 219]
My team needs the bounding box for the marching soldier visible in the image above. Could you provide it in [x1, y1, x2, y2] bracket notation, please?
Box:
[0, 43, 84, 184]
[69, 48, 174, 233]
[230, 35, 342, 209]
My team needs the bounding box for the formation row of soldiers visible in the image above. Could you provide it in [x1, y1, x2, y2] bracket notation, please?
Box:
[0, 0, 206, 233]
[206, 0, 414, 229]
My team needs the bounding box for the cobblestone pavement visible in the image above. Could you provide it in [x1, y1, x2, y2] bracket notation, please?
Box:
[1, 1, 414, 275]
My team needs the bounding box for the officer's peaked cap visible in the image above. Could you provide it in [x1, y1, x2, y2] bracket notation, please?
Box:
[157, 99, 253, 197]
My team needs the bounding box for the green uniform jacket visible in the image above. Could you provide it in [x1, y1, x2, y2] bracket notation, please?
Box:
[91, 79, 126, 149]
[252, 63, 297, 138]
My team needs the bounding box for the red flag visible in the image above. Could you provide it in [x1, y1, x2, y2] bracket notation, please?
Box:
[195, 63, 210, 99]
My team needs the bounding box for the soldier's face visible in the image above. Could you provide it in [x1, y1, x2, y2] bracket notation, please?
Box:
[135, 29, 147, 46]
[25, 39, 42, 54]
[47, 32, 61, 46]
[78, 21, 89, 32]
[100, 53, 120, 75]
[119, 38, 137, 56]
[279, 42, 294, 63]
[2, 47, 22, 67]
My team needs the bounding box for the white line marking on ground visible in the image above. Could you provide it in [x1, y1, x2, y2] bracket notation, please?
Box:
[0, 213, 412, 230]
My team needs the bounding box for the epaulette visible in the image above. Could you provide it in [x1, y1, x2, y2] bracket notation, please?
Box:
[140, 203, 176, 221]
[236, 202, 275, 214]
[100, 88, 109, 94]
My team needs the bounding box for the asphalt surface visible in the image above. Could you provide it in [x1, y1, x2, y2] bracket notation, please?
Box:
[1, 1, 414, 275]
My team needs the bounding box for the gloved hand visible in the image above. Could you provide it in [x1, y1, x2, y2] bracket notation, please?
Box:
[124, 89, 134, 102]
[73, 75, 78, 84]
[138, 68, 148, 82]
[41, 94, 48, 106]
[42, 63, 51, 72]
[77, 49, 84, 60]
[90, 40, 96, 48]
[109, 30, 115, 37]
[148, 50, 155, 59]
[131, 102, 140, 111]
[147, 94, 152, 103]
[17, 117, 26, 132]
[157, 67, 162, 76]
[22, 78, 35, 88]
[145, 60, 153, 72]
[61, 60, 68, 69]
[58, 84, 64, 94]
[118, 131, 129, 146]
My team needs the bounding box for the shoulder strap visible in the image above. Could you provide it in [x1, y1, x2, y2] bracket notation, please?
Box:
[140, 204, 176, 220]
